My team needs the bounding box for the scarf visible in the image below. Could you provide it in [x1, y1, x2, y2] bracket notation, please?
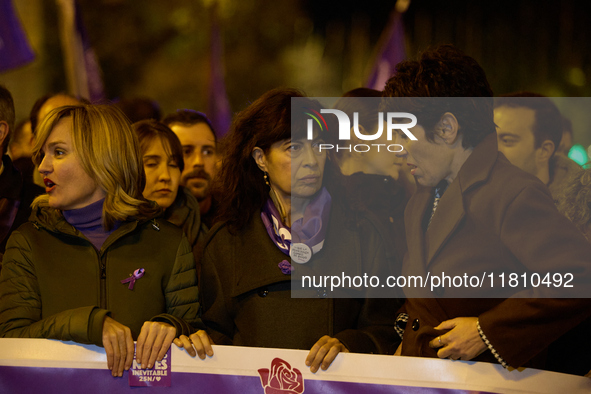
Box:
[261, 187, 331, 264]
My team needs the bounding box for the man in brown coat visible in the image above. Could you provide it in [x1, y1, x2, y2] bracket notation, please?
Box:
[383, 45, 591, 369]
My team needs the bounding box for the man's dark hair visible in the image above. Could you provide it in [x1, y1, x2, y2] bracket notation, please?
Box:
[494, 92, 562, 154]
[562, 116, 573, 137]
[29, 93, 52, 134]
[329, 88, 382, 156]
[162, 109, 217, 144]
[115, 97, 162, 124]
[29, 92, 86, 134]
[10, 119, 30, 147]
[382, 45, 495, 149]
[0, 85, 15, 155]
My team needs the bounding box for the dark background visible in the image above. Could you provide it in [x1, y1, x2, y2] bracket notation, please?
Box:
[2, 0, 591, 142]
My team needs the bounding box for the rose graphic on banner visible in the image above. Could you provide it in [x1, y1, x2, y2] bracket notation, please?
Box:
[258, 358, 305, 394]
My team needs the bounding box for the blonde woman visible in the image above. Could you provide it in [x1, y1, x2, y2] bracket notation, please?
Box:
[0, 104, 208, 377]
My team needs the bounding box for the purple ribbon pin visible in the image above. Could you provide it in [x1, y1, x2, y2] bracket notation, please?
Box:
[278, 260, 292, 275]
[121, 268, 145, 290]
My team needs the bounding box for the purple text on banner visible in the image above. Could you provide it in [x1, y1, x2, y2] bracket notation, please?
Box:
[128, 344, 171, 387]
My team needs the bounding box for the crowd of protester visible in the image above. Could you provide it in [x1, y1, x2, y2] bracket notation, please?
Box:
[0, 44, 590, 379]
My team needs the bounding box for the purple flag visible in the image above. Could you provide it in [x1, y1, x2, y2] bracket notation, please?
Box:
[56, 0, 105, 102]
[74, 0, 105, 102]
[0, 0, 35, 72]
[206, 4, 232, 138]
[366, 9, 407, 91]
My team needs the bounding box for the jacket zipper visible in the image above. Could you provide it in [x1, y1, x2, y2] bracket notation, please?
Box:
[34, 219, 142, 310]
[99, 256, 107, 309]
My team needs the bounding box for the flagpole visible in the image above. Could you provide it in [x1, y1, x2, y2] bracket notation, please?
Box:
[206, 2, 232, 138]
[56, 0, 89, 99]
[365, 0, 410, 90]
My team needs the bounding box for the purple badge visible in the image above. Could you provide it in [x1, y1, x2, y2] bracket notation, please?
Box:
[121, 268, 145, 290]
[128, 344, 171, 387]
[278, 260, 293, 275]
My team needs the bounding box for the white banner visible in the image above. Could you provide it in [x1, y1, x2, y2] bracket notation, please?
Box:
[0, 338, 589, 393]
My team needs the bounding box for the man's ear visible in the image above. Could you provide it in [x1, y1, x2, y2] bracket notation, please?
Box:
[0, 121, 9, 149]
[536, 139, 555, 163]
[437, 113, 460, 145]
[252, 147, 267, 172]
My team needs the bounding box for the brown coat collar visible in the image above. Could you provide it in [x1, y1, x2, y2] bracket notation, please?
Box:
[405, 133, 499, 267]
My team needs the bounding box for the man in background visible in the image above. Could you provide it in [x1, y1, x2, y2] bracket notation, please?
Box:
[0, 85, 43, 265]
[8, 119, 34, 183]
[163, 110, 219, 227]
[494, 93, 580, 201]
[383, 45, 591, 371]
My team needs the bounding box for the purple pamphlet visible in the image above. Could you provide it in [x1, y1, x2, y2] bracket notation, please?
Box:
[128, 344, 171, 387]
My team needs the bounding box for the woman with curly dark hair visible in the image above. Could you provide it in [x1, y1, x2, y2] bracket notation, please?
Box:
[176, 88, 400, 372]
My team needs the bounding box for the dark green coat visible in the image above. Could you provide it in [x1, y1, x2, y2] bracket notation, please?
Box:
[0, 203, 203, 346]
[200, 201, 402, 355]
[165, 187, 208, 277]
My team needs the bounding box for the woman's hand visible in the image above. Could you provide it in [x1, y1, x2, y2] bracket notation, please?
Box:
[428, 317, 487, 361]
[135, 321, 177, 369]
[173, 330, 215, 359]
[102, 316, 134, 377]
[305, 335, 349, 373]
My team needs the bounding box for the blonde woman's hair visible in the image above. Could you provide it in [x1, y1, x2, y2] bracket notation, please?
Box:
[32, 104, 160, 230]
